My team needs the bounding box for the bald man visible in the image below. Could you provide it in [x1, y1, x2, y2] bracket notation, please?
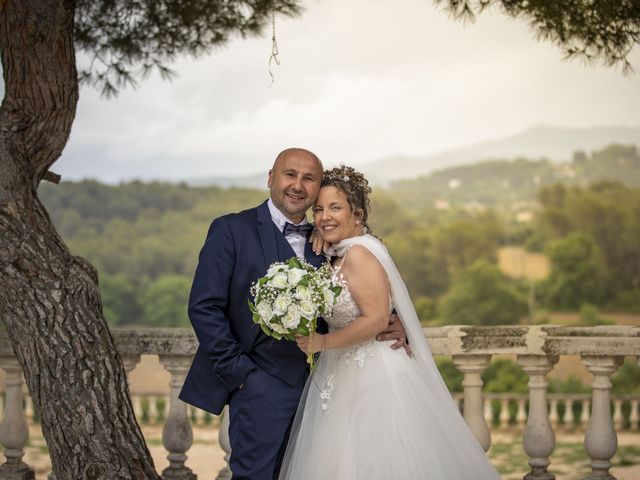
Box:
[180, 148, 405, 479]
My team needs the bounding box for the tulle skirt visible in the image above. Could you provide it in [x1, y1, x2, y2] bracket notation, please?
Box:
[279, 339, 502, 480]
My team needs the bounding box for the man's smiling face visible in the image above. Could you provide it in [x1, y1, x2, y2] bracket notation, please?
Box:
[268, 149, 323, 224]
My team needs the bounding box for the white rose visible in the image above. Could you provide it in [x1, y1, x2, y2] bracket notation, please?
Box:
[283, 305, 301, 329]
[271, 322, 287, 334]
[271, 273, 289, 289]
[295, 284, 312, 301]
[256, 301, 272, 323]
[272, 294, 292, 316]
[266, 264, 285, 278]
[323, 288, 335, 306]
[287, 268, 306, 286]
[299, 300, 316, 319]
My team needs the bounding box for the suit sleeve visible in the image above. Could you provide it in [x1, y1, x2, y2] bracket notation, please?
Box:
[188, 217, 257, 391]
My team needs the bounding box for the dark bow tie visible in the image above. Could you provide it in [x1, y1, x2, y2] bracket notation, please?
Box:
[283, 222, 313, 237]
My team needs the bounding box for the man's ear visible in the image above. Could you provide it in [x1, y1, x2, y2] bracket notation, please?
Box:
[267, 169, 273, 189]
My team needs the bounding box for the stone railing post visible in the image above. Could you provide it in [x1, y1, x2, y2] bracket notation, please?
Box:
[121, 354, 141, 382]
[159, 354, 196, 480]
[581, 398, 590, 427]
[582, 356, 623, 480]
[564, 398, 575, 428]
[215, 406, 232, 480]
[517, 354, 558, 480]
[549, 398, 559, 428]
[516, 397, 527, 428]
[612, 399, 624, 430]
[0, 356, 34, 479]
[452, 354, 492, 451]
[630, 399, 639, 431]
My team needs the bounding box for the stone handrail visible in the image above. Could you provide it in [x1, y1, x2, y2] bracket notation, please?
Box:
[0, 325, 638, 480]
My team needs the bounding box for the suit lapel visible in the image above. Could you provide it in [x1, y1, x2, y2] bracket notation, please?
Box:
[257, 201, 280, 271]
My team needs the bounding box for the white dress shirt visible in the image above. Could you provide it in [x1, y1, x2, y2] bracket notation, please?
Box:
[267, 199, 309, 259]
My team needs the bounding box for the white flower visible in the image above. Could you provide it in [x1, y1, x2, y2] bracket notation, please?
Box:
[266, 264, 285, 278]
[283, 305, 301, 329]
[256, 301, 272, 323]
[271, 322, 288, 334]
[271, 273, 289, 289]
[323, 288, 335, 306]
[295, 284, 312, 301]
[287, 268, 306, 286]
[299, 300, 316, 319]
[273, 293, 292, 316]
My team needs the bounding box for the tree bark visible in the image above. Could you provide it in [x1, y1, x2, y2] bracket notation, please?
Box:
[0, 1, 160, 478]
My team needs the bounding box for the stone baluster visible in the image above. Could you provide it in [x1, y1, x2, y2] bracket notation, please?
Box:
[582, 356, 623, 480]
[564, 398, 575, 428]
[484, 398, 493, 425]
[121, 354, 141, 421]
[581, 399, 591, 427]
[0, 356, 35, 479]
[149, 395, 158, 424]
[121, 354, 141, 382]
[499, 398, 510, 428]
[549, 398, 559, 428]
[630, 399, 639, 431]
[216, 406, 232, 480]
[452, 355, 492, 451]
[517, 354, 558, 480]
[612, 399, 624, 430]
[517, 398, 527, 428]
[159, 355, 196, 480]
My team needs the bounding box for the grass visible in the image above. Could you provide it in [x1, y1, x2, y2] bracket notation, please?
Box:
[489, 434, 640, 480]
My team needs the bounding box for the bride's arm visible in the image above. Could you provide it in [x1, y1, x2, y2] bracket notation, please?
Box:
[296, 245, 390, 354]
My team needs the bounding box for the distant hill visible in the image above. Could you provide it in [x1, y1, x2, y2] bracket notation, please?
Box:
[388, 144, 640, 212]
[360, 125, 640, 184]
[186, 173, 266, 190]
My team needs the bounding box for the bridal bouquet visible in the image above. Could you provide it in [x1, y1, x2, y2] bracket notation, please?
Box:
[249, 257, 342, 368]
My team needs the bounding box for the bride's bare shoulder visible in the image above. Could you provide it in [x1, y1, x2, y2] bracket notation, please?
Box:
[342, 245, 385, 276]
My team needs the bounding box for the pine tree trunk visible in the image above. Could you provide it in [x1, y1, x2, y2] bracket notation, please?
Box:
[0, 1, 160, 478]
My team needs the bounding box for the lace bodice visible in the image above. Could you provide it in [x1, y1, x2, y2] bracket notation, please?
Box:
[324, 271, 361, 332]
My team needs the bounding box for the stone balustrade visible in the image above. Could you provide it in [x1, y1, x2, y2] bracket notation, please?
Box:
[0, 325, 638, 479]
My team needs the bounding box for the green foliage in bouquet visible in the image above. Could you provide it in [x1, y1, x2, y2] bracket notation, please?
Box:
[249, 257, 342, 342]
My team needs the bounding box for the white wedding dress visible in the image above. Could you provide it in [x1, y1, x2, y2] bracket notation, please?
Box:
[279, 235, 502, 480]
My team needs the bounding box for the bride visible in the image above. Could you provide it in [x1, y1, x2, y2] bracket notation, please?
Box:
[279, 166, 502, 479]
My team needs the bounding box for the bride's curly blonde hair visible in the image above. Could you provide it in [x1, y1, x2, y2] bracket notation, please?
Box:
[321, 165, 373, 234]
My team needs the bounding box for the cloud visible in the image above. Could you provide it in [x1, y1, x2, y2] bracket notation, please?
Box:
[47, 0, 640, 182]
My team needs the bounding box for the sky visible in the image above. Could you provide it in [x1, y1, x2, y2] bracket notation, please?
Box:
[40, 0, 640, 183]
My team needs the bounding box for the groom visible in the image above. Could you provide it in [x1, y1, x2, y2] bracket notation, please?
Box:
[180, 148, 406, 479]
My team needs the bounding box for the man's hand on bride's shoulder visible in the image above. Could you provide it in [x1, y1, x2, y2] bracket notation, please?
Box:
[309, 224, 332, 256]
[376, 313, 412, 357]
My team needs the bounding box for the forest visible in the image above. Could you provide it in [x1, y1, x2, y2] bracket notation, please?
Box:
[36, 144, 640, 394]
[38, 144, 640, 329]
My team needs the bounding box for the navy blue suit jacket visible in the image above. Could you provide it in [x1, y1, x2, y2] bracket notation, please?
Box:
[179, 200, 325, 415]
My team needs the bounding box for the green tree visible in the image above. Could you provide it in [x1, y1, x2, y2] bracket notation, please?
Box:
[436, 358, 464, 393]
[3, 1, 638, 475]
[438, 1, 640, 71]
[541, 232, 610, 309]
[100, 274, 144, 327]
[386, 228, 450, 299]
[439, 260, 527, 325]
[1, 2, 301, 476]
[435, 213, 502, 277]
[482, 359, 528, 394]
[141, 275, 192, 327]
[612, 358, 640, 394]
